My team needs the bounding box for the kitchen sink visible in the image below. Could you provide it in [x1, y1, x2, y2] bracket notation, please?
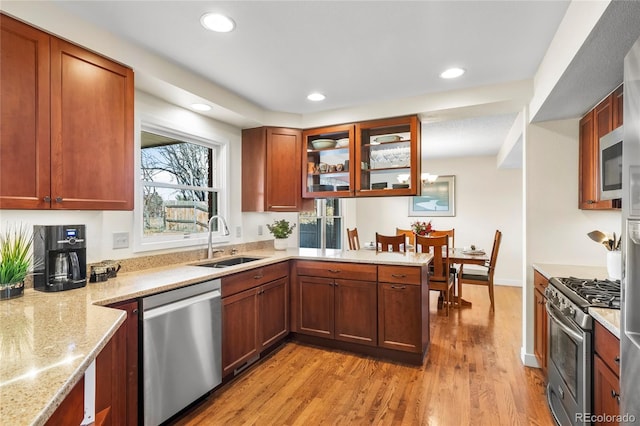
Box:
[196, 256, 264, 268]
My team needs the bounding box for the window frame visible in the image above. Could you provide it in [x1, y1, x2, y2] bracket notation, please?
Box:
[133, 120, 230, 253]
[299, 198, 343, 250]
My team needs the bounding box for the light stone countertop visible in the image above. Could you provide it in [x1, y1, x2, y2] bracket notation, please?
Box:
[1, 248, 432, 426]
[532, 263, 620, 338]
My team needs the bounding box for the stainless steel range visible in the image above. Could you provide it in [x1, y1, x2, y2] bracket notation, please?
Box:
[545, 277, 621, 426]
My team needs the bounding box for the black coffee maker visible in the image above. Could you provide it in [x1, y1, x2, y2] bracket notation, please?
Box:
[33, 225, 87, 292]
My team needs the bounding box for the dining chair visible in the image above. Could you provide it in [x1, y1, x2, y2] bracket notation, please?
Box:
[395, 228, 415, 248]
[375, 233, 406, 252]
[415, 234, 455, 315]
[347, 228, 361, 250]
[458, 230, 502, 311]
[430, 228, 455, 248]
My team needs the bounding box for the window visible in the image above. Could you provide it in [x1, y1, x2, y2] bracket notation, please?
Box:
[136, 123, 228, 251]
[299, 199, 343, 249]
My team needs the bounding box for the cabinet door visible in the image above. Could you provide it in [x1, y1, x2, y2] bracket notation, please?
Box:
[613, 85, 623, 129]
[222, 287, 259, 377]
[0, 14, 51, 209]
[259, 277, 289, 351]
[593, 354, 620, 425]
[334, 279, 377, 346]
[533, 288, 548, 371]
[298, 275, 335, 338]
[109, 300, 139, 425]
[266, 128, 304, 211]
[95, 318, 127, 424]
[378, 282, 422, 353]
[579, 110, 599, 209]
[50, 38, 134, 210]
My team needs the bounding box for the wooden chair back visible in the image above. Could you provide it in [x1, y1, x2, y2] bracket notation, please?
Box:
[347, 228, 360, 250]
[459, 230, 502, 311]
[430, 228, 455, 248]
[395, 228, 415, 247]
[487, 230, 502, 279]
[375, 233, 406, 252]
[415, 234, 450, 282]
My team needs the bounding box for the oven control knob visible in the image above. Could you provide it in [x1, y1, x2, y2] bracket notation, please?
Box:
[562, 306, 575, 317]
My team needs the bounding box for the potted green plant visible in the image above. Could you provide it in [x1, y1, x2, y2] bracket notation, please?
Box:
[267, 219, 296, 250]
[0, 224, 35, 300]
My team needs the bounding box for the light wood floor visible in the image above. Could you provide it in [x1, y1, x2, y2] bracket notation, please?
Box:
[174, 285, 553, 426]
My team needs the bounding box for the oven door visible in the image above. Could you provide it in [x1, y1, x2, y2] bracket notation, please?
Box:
[545, 302, 591, 426]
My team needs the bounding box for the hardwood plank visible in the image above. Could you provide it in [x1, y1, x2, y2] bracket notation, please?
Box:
[174, 285, 552, 425]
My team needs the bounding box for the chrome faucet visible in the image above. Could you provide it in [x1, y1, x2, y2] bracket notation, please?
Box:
[208, 215, 230, 259]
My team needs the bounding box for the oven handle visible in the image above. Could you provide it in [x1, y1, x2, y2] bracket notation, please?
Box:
[545, 302, 584, 343]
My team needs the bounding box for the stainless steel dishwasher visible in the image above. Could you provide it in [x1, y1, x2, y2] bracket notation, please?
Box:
[142, 279, 222, 426]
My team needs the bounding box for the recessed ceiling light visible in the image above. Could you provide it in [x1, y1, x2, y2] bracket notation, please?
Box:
[307, 92, 326, 101]
[191, 103, 212, 111]
[200, 13, 235, 33]
[440, 67, 465, 79]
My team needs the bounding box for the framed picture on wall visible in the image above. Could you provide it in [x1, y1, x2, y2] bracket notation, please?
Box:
[409, 175, 456, 217]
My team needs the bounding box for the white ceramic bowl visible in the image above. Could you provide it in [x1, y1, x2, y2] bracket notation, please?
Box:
[312, 139, 337, 149]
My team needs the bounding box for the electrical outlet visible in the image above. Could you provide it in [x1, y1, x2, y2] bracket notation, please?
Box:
[258, 225, 263, 236]
[113, 232, 129, 249]
[235, 226, 242, 238]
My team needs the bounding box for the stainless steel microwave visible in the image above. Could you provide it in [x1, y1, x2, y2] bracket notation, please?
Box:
[600, 126, 623, 200]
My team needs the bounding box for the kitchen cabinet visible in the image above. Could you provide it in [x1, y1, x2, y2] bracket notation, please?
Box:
[593, 321, 621, 425]
[355, 115, 421, 197]
[295, 260, 378, 346]
[242, 127, 312, 212]
[107, 300, 139, 425]
[533, 270, 548, 372]
[95, 314, 127, 425]
[578, 85, 622, 210]
[378, 265, 429, 353]
[44, 377, 84, 426]
[221, 262, 289, 377]
[303, 124, 355, 198]
[0, 14, 134, 210]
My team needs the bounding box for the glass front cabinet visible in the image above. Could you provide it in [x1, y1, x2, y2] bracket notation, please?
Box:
[303, 124, 355, 198]
[302, 115, 420, 198]
[355, 115, 420, 197]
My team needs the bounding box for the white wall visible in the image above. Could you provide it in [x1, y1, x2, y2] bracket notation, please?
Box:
[521, 118, 621, 365]
[353, 156, 523, 286]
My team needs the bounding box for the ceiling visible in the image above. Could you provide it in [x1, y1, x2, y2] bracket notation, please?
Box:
[42, 1, 640, 161]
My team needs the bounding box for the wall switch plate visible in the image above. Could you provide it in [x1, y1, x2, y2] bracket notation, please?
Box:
[258, 225, 263, 236]
[235, 226, 242, 238]
[113, 232, 129, 249]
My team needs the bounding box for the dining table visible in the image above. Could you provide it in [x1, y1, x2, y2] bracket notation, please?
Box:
[447, 248, 490, 308]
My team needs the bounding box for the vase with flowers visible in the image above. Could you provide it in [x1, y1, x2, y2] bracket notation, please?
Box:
[411, 220, 433, 236]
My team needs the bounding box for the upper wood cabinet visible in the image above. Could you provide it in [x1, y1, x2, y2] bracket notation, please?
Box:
[242, 127, 311, 212]
[0, 14, 134, 210]
[578, 85, 622, 210]
[302, 115, 421, 199]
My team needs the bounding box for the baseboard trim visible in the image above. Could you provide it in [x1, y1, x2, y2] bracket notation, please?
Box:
[520, 348, 540, 368]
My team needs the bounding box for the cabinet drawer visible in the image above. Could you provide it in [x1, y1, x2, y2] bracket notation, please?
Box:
[533, 270, 548, 294]
[295, 260, 377, 281]
[378, 265, 422, 285]
[222, 261, 288, 297]
[594, 321, 620, 376]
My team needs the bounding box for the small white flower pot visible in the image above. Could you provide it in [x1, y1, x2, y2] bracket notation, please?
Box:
[606, 250, 622, 280]
[273, 238, 288, 250]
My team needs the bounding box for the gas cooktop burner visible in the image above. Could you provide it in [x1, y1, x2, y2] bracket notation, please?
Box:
[555, 277, 621, 309]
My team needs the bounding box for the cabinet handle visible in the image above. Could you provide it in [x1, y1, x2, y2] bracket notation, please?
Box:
[391, 274, 407, 278]
[614, 356, 620, 365]
[586, 200, 595, 204]
[43, 196, 51, 203]
[253, 274, 264, 280]
[328, 269, 341, 274]
[391, 285, 406, 290]
[611, 390, 620, 404]
[132, 308, 138, 315]
[55, 196, 63, 203]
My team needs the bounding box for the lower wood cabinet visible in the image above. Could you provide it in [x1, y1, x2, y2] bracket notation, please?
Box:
[593, 321, 621, 425]
[533, 270, 548, 372]
[107, 299, 139, 425]
[222, 262, 289, 377]
[292, 260, 430, 360]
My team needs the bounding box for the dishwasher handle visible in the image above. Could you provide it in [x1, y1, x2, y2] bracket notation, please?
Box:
[144, 289, 221, 320]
